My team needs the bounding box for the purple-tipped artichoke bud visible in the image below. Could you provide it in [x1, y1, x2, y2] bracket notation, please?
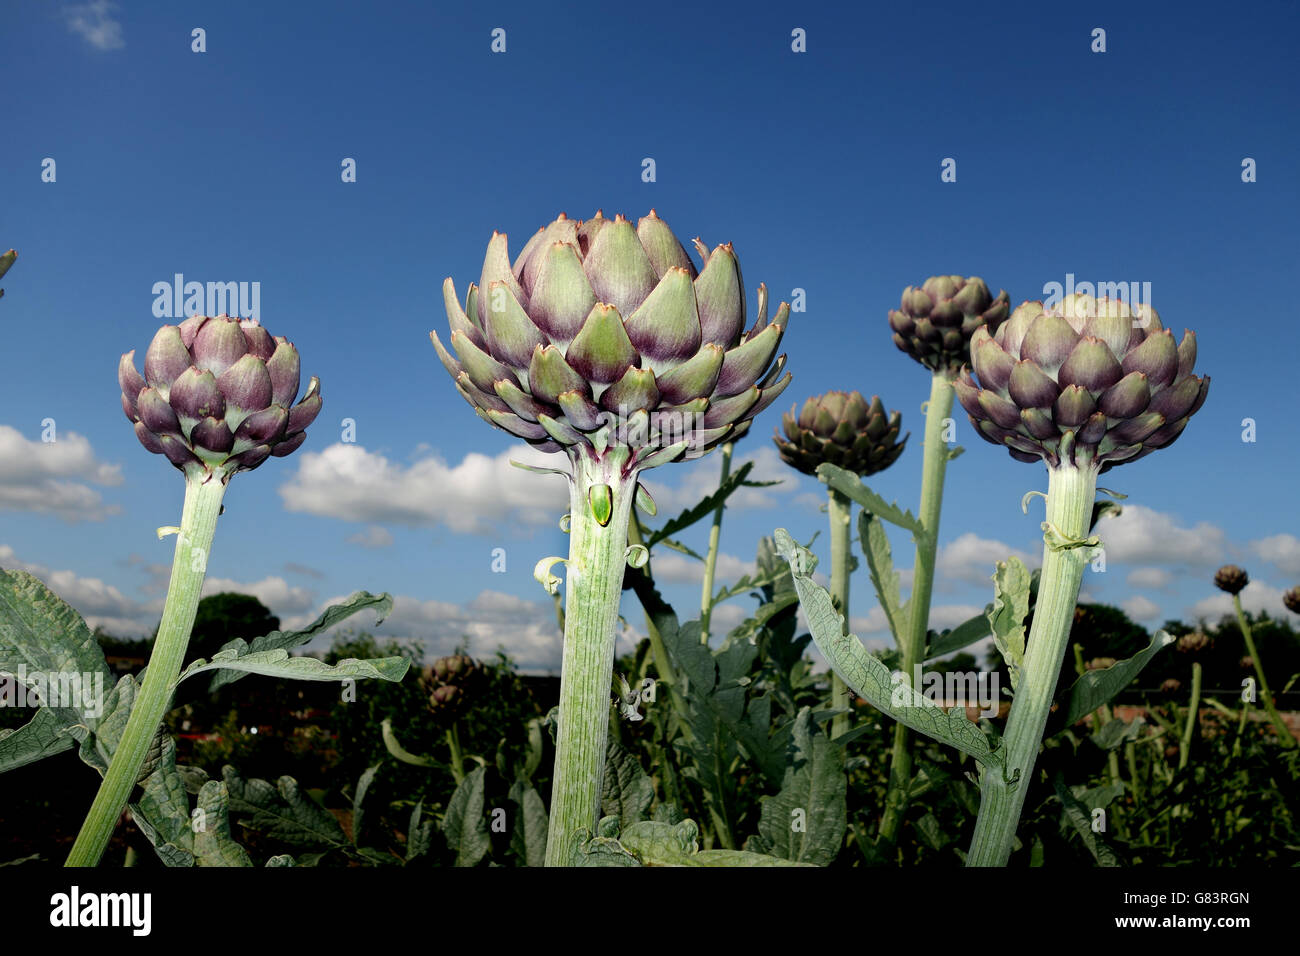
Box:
[0, 249, 15, 301]
[1213, 564, 1248, 595]
[955, 296, 1209, 472]
[1283, 587, 1300, 615]
[1177, 631, 1211, 656]
[430, 211, 792, 470]
[120, 315, 320, 481]
[889, 275, 1010, 376]
[773, 391, 908, 478]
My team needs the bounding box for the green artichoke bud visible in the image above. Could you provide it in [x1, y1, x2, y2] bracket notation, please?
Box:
[0, 249, 14, 301]
[1283, 587, 1300, 615]
[430, 211, 792, 468]
[889, 275, 1010, 375]
[1213, 564, 1248, 595]
[954, 295, 1209, 472]
[1176, 631, 1211, 656]
[773, 391, 907, 477]
[119, 315, 321, 481]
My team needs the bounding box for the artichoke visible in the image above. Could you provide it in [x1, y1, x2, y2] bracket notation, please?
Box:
[1283, 587, 1300, 615]
[1160, 678, 1182, 695]
[1213, 565, 1248, 596]
[954, 295, 1209, 472]
[421, 654, 485, 719]
[0, 249, 14, 301]
[119, 314, 321, 481]
[889, 275, 1010, 375]
[1177, 631, 1211, 656]
[774, 391, 907, 477]
[430, 211, 791, 468]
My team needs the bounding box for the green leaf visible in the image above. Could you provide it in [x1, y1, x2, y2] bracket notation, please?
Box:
[193, 781, 254, 867]
[1061, 630, 1176, 725]
[926, 610, 993, 660]
[644, 461, 755, 548]
[352, 764, 380, 844]
[177, 649, 409, 686]
[203, 591, 393, 692]
[0, 706, 79, 773]
[405, 800, 434, 862]
[774, 529, 1005, 771]
[747, 708, 845, 866]
[507, 781, 548, 867]
[601, 740, 654, 829]
[1090, 717, 1143, 752]
[815, 464, 925, 538]
[1051, 774, 1120, 866]
[222, 766, 350, 849]
[655, 536, 704, 561]
[987, 558, 1031, 690]
[131, 734, 198, 866]
[859, 511, 907, 644]
[441, 765, 490, 867]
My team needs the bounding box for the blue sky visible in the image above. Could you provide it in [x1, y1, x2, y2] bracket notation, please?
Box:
[2, 0, 1298, 671]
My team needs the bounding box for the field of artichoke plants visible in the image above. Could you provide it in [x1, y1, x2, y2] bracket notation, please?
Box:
[2, 216, 1297, 872]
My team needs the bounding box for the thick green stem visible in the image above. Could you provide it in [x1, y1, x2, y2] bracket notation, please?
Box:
[827, 487, 853, 739]
[879, 371, 953, 844]
[545, 451, 637, 866]
[66, 476, 226, 866]
[966, 463, 1097, 867]
[446, 723, 466, 784]
[1178, 662, 1202, 770]
[698, 442, 734, 645]
[1233, 594, 1295, 747]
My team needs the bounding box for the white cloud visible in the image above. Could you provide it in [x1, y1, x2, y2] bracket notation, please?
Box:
[640, 446, 791, 516]
[650, 551, 754, 586]
[1121, 595, 1162, 621]
[1127, 566, 1175, 590]
[278, 443, 568, 534]
[1187, 580, 1300, 624]
[1096, 504, 1227, 568]
[1250, 534, 1300, 577]
[934, 533, 1038, 590]
[64, 1, 124, 50]
[201, 575, 317, 615]
[0, 544, 157, 635]
[347, 525, 394, 549]
[0, 425, 123, 521]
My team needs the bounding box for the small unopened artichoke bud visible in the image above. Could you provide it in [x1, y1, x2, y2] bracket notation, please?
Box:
[888, 275, 1010, 375]
[1239, 655, 1254, 671]
[1086, 657, 1117, 671]
[774, 391, 908, 477]
[1160, 678, 1182, 695]
[1214, 565, 1249, 596]
[1282, 587, 1300, 615]
[1177, 631, 1211, 656]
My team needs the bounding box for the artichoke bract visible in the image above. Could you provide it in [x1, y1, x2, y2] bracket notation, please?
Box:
[120, 314, 321, 481]
[430, 210, 792, 471]
[0, 249, 14, 301]
[1214, 564, 1248, 596]
[774, 391, 907, 478]
[1283, 587, 1300, 615]
[889, 275, 1010, 375]
[954, 295, 1209, 473]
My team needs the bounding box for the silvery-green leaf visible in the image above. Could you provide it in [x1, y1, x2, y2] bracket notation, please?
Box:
[508, 781, 548, 867]
[987, 558, 1031, 690]
[601, 740, 654, 829]
[441, 765, 490, 867]
[193, 781, 254, 867]
[1061, 630, 1176, 725]
[749, 708, 845, 866]
[177, 649, 408, 686]
[859, 511, 907, 644]
[815, 464, 926, 538]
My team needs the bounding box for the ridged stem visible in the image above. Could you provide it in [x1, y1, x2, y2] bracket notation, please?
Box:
[966, 463, 1097, 867]
[1178, 662, 1203, 770]
[1233, 594, 1295, 747]
[698, 442, 734, 645]
[827, 487, 853, 739]
[66, 475, 226, 866]
[545, 452, 637, 866]
[879, 371, 953, 844]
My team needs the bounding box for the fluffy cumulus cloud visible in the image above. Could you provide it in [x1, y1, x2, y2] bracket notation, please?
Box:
[64, 1, 124, 50]
[1121, 595, 1163, 622]
[278, 443, 568, 534]
[934, 533, 1038, 590]
[0, 426, 123, 521]
[1250, 534, 1300, 577]
[200, 575, 317, 615]
[1187, 580, 1300, 625]
[1095, 504, 1227, 569]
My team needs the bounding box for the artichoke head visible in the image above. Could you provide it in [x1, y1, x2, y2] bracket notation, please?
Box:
[119, 315, 321, 481]
[431, 211, 792, 471]
[774, 391, 907, 477]
[1213, 564, 1248, 596]
[954, 295, 1209, 472]
[1283, 587, 1300, 615]
[889, 275, 1010, 375]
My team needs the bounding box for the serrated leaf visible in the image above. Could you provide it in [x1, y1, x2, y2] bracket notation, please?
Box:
[203, 591, 393, 692]
[859, 511, 907, 644]
[507, 781, 548, 867]
[644, 462, 755, 548]
[751, 708, 845, 866]
[601, 740, 654, 828]
[441, 765, 490, 867]
[1062, 630, 1176, 725]
[987, 558, 1031, 690]
[193, 781, 254, 867]
[222, 766, 349, 849]
[815, 464, 925, 538]
[177, 649, 409, 686]
[774, 529, 1005, 771]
